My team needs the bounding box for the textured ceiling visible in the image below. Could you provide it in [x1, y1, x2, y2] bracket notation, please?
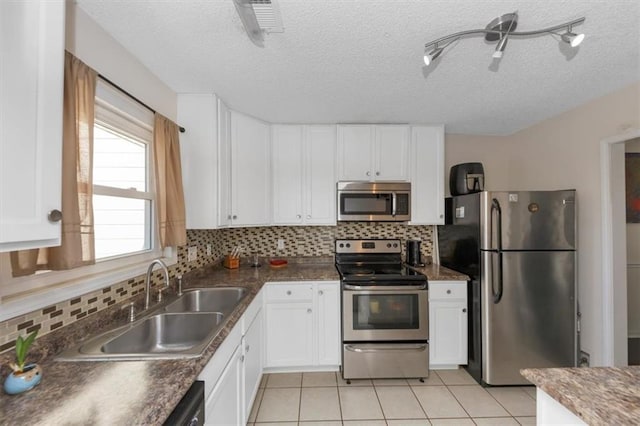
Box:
[75, 0, 640, 135]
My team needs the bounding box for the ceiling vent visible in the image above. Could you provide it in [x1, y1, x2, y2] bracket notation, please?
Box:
[232, 0, 284, 46]
[251, 0, 284, 33]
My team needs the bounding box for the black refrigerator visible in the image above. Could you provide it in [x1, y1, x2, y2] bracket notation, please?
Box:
[438, 190, 578, 385]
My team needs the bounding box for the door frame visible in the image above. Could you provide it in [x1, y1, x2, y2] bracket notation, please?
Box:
[600, 128, 640, 366]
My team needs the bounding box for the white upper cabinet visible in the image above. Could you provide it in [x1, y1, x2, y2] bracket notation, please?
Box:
[217, 99, 232, 228]
[409, 125, 445, 225]
[272, 124, 336, 225]
[0, 0, 65, 252]
[375, 125, 410, 181]
[177, 94, 218, 229]
[337, 124, 409, 182]
[229, 111, 271, 227]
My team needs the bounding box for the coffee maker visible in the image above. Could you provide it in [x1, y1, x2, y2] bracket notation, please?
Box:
[406, 239, 424, 267]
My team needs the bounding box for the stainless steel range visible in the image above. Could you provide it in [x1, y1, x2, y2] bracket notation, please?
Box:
[336, 239, 429, 381]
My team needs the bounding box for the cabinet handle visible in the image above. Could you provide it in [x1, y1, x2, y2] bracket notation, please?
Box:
[462, 308, 467, 313]
[227, 214, 232, 220]
[232, 215, 237, 220]
[446, 289, 451, 294]
[440, 214, 444, 218]
[246, 344, 250, 352]
[307, 308, 312, 314]
[319, 290, 324, 295]
[286, 290, 292, 295]
[48, 209, 62, 222]
[376, 171, 380, 176]
[366, 171, 371, 176]
[240, 355, 245, 362]
[297, 214, 302, 219]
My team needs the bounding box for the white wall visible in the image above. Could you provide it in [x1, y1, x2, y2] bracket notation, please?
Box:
[627, 138, 640, 337]
[64, 2, 177, 120]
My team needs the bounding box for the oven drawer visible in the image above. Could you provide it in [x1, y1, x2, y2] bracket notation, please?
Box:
[429, 281, 466, 300]
[342, 343, 429, 379]
[266, 283, 313, 302]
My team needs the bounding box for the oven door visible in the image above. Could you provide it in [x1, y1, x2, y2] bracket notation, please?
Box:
[342, 283, 428, 342]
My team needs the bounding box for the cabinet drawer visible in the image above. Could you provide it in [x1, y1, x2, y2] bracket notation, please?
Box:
[266, 283, 313, 302]
[429, 281, 466, 300]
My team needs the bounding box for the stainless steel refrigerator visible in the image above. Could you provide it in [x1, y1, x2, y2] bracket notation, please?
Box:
[438, 190, 578, 386]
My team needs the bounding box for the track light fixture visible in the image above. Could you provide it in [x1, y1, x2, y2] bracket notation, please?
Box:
[423, 12, 585, 67]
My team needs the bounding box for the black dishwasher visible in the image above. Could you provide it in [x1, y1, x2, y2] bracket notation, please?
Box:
[164, 381, 205, 426]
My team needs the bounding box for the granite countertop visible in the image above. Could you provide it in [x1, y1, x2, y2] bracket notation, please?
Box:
[409, 263, 470, 281]
[0, 259, 339, 426]
[521, 366, 640, 425]
[1, 258, 468, 425]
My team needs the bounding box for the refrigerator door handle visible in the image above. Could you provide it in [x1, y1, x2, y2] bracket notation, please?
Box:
[491, 198, 504, 303]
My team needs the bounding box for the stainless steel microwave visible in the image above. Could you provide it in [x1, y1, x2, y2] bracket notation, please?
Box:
[337, 181, 411, 222]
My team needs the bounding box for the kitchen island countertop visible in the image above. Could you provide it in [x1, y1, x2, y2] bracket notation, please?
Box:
[521, 366, 640, 425]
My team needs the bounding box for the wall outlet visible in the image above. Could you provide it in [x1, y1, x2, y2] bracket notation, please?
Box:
[579, 350, 590, 367]
[187, 246, 197, 262]
[206, 244, 212, 256]
[277, 239, 285, 250]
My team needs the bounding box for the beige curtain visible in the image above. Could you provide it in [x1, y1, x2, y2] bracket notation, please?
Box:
[153, 113, 187, 248]
[11, 52, 97, 277]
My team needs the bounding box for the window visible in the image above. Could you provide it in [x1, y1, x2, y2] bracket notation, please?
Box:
[93, 79, 155, 261]
[0, 79, 175, 320]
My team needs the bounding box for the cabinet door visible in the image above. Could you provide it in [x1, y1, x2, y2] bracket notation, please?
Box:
[409, 125, 445, 225]
[230, 112, 271, 226]
[178, 94, 218, 229]
[271, 125, 303, 225]
[316, 282, 341, 365]
[374, 125, 409, 181]
[0, 0, 65, 252]
[243, 309, 263, 424]
[217, 99, 232, 227]
[305, 125, 336, 225]
[205, 345, 242, 426]
[337, 125, 374, 181]
[265, 302, 314, 367]
[430, 300, 468, 366]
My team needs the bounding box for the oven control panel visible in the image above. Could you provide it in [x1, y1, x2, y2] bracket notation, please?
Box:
[335, 239, 401, 254]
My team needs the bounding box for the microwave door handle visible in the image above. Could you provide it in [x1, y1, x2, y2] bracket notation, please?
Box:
[392, 192, 397, 217]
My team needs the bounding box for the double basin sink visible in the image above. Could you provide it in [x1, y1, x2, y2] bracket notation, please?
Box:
[58, 287, 248, 361]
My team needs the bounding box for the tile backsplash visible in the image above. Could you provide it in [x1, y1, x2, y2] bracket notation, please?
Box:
[0, 223, 433, 353]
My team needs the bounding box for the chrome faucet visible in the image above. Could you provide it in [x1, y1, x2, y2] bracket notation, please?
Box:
[144, 259, 170, 310]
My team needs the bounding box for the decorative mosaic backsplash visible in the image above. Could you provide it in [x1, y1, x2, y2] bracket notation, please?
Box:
[0, 223, 433, 353]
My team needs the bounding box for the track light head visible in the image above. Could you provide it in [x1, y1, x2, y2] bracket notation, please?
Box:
[493, 36, 509, 59]
[561, 31, 585, 47]
[424, 46, 444, 66]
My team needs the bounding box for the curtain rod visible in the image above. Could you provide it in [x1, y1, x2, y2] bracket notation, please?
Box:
[98, 74, 186, 133]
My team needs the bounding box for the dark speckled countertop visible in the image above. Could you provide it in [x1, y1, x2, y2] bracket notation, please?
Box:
[0, 258, 466, 425]
[521, 366, 640, 425]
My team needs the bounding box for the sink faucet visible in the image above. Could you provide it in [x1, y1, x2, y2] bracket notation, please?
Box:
[144, 259, 170, 310]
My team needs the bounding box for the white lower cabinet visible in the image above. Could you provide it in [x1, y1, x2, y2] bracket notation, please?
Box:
[204, 344, 242, 426]
[429, 280, 468, 369]
[198, 291, 264, 425]
[242, 307, 263, 416]
[264, 281, 341, 370]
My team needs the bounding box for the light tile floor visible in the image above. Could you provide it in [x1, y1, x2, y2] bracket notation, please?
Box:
[247, 369, 536, 426]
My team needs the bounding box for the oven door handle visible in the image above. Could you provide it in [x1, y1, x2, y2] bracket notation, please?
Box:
[345, 344, 428, 353]
[343, 283, 427, 291]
